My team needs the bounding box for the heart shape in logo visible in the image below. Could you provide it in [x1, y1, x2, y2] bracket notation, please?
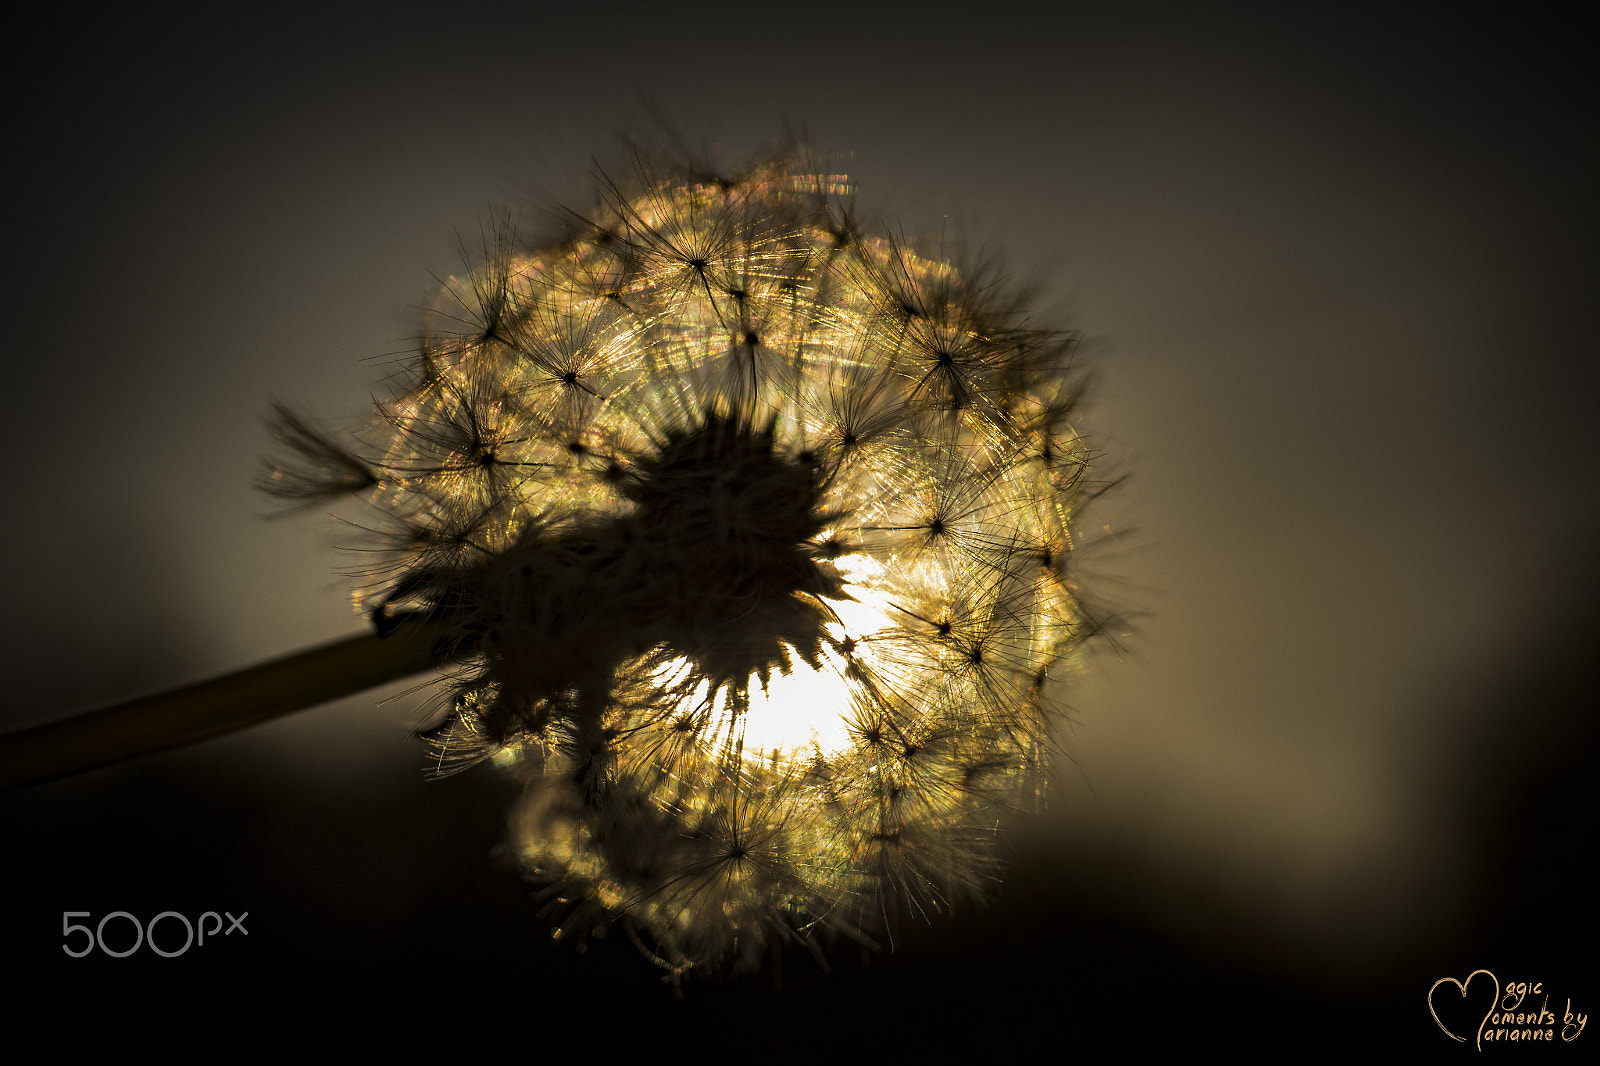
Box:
[1430, 969, 1499, 1049]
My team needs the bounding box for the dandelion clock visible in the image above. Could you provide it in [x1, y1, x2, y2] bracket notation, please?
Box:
[0, 141, 1111, 980]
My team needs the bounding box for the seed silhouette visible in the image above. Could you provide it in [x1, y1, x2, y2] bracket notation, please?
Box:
[316, 147, 1109, 975]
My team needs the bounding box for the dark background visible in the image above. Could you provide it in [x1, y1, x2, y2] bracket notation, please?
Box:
[4, 3, 1594, 1056]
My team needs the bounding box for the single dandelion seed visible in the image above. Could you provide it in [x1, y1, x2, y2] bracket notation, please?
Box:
[0, 139, 1113, 982]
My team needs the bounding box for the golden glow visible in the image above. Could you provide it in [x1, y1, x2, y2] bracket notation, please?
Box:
[743, 556, 895, 758]
[281, 149, 1097, 975]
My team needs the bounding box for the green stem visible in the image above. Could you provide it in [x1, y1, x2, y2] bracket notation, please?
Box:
[0, 624, 458, 791]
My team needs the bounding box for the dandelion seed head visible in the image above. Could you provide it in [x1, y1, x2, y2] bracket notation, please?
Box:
[270, 142, 1106, 976]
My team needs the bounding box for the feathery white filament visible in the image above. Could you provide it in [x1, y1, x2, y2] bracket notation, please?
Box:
[265, 145, 1103, 977]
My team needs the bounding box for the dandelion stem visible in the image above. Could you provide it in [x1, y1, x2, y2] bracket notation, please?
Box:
[0, 623, 457, 791]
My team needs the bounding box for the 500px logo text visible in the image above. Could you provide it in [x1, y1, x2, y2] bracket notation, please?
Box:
[62, 911, 248, 958]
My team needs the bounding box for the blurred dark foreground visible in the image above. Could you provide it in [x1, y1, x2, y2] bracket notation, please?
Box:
[3, 576, 1594, 1062]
